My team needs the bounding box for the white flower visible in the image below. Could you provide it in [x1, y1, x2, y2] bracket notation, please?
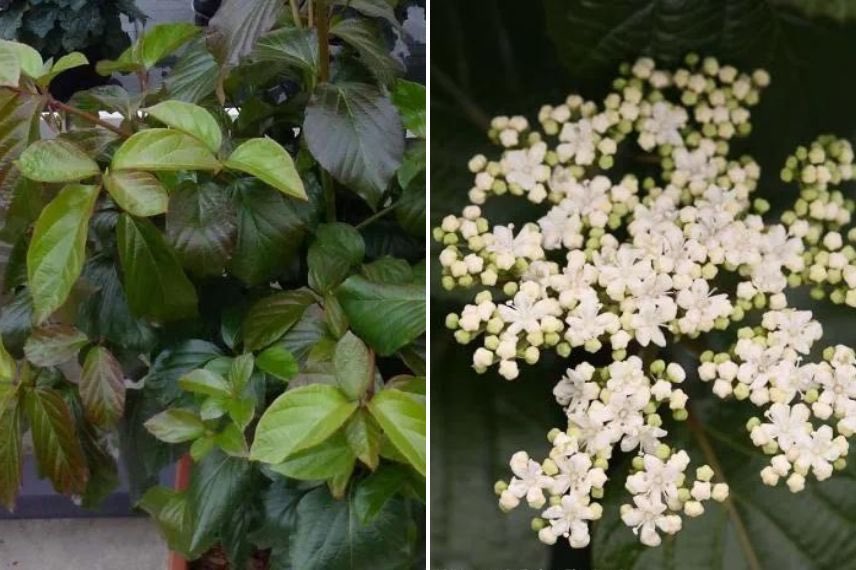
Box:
[505, 451, 552, 508]
[621, 495, 682, 547]
[554, 364, 600, 411]
[541, 493, 599, 548]
[625, 452, 689, 504]
[498, 288, 559, 335]
[630, 297, 677, 347]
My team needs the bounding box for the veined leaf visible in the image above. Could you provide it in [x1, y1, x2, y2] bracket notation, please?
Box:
[334, 331, 374, 401]
[253, 27, 318, 73]
[80, 346, 125, 427]
[166, 181, 236, 277]
[104, 170, 169, 217]
[256, 344, 299, 382]
[336, 275, 425, 356]
[392, 80, 426, 138]
[269, 430, 355, 481]
[0, 40, 42, 83]
[26, 184, 99, 324]
[97, 23, 200, 75]
[0, 41, 22, 86]
[0, 384, 22, 510]
[307, 223, 365, 294]
[0, 89, 45, 191]
[225, 138, 306, 200]
[242, 289, 316, 351]
[138, 487, 196, 555]
[178, 369, 231, 398]
[112, 129, 220, 172]
[16, 139, 100, 183]
[23, 324, 88, 367]
[354, 464, 411, 523]
[23, 387, 88, 496]
[208, 0, 285, 67]
[249, 384, 358, 464]
[330, 18, 404, 85]
[163, 38, 219, 103]
[304, 82, 404, 209]
[333, 0, 400, 27]
[116, 214, 199, 322]
[144, 408, 205, 443]
[345, 409, 381, 470]
[144, 101, 223, 153]
[368, 388, 425, 476]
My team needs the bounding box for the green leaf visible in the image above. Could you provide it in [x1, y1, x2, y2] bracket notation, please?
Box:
[256, 345, 299, 381]
[0, 40, 22, 86]
[0, 385, 22, 510]
[189, 449, 256, 552]
[368, 388, 425, 476]
[243, 289, 316, 351]
[227, 396, 256, 431]
[98, 23, 200, 74]
[0, 39, 42, 82]
[330, 18, 404, 85]
[354, 464, 410, 523]
[336, 275, 425, 356]
[397, 140, 426, 190]
[334, 331, 374, 400]
[345, 409, 381, 470]
[23, 324, 88, 367]
[104, 170, 169, 217]
[23, 387, 88, 495]
[250, 384, 358, 464]
[138, 487, 196, 555]
[361, 257, 413, 284]
[208, 0, 285, 67]
[79, 346, 125, 427]
[225, 137, 306, 200]
[391, 80, 426, 138]
[228, 180, 307, 286]
[308, 223, 365, 293]
[386, 375, 426, 395]
[190, 435, 216, 462]
[111, 129, 220, 172]
[334, 0, 400, 27]
[283, 486, 416, 570]
[396, 172, 425, 236]
[163, 38, 219, 103]
[165, 181, 236, 277]
[178, 369, 231, 398]
[304, 83, 404, 209]
[269, 430, 355, 481]
[253, 26, 318, 73]
[117, 214, 199, 322]
[228, 353, 254, 393]
[215, 422, 249, 458]
[26, 184, 99, 323]
[145, 340, 222, 406]
[0, 338, 14, 382]
[16, 139, 100, 183]
[144, 408, 205, 443]
[324, 294, 350, 339]
[143, 101, 223, 153]
[37, 52, 88, 86]
[0, 89, 45, 191]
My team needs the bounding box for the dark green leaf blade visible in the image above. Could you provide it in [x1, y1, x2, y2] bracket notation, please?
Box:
[308, 223, 365, 293]
[79, 346, 126, 427]
[166, 182, 236, 277]
[243, 290, 316, 351]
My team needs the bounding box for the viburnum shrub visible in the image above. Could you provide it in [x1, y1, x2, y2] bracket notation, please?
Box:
[435, 54, 856, 550]
[0, 0, 425, 567]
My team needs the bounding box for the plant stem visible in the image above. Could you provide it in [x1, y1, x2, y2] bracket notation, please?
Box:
[316, 0, 330, 83]
[48, 96, 131, 137]
[356, 203, 396, 230]
[289, 0, 303, 27]
[322, 169, 336, 222]
[307, 0, 314, 27]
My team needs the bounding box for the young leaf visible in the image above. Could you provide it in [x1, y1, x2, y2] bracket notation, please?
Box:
[104, 170, 169, 217]
[224, 138, 306, 200]
[97, 23, 200, 74]
[116, 214, 199, 322]
[307, 223, 366, 293]
[250, 384, 358, 464]
[178, 369, 231, 398]
[144, 408, 205, 443]
[0, 386, 22, 510]
[303, 83, 404, 208]
[214, 423, 248, 458]
[268, 430, 355, 481]
[333, 332, 374, 400]
[256, 344, 299, 381]
[242, 289, 316, 351]
[23, 324, 88, 367]
[368, 389, 425, 476]
[16, 139, 101, 183]
[0, 41, 22, 86]
[336, 275, 426, 356]
[0, 338, 15, 382]
[79, 346, 125, 427]
[26, 184, 99, 323]
[190, 435, 216, 462]
[228, 353, 254, 393]
[23, 387, 89, 495]
[143, 101, 223, 152]
[37, 52, 88, 86]
[344, 409, 381, 470]
[226, 396, 256, 431]
[111, 129, 220, 172]
[0, 40, 42, 80]
[392, 80, 426, 138]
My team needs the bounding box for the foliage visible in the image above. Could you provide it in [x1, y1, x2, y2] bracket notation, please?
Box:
[431, 1, 856, 569]
[0, 0, 425, 566]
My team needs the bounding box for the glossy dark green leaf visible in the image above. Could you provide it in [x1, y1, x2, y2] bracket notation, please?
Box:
[144, 408, 205, 443]
[79, 346, 125, 427]
[250, 384, 358, 464]
[368, 388, 425, 477]
[208, 0, 284, 67]
[269, 430, 355, 481]
[16, 139, 100, 183]
[26, 184, 99, 324]
[104, 170, 169, 217]
[333, 331, 373, 400]
[330, 18, 404, 85]
[361, 257, 413, 284]
[116, 214, 198, 322]
[396, 174, 425, 236]
[308, 223, 365, 293]
[304, 82, 404, 209]
[23, 324, 88, 367]
[143, 100, 223, 152]
[354, 464, 410, 523]
[336, 275, 425, 356]
[111, 129, 220, 172]
[144, 340, 223, 405]
[391, 80, 426, 138]
[164, 38, 219, 103]
[225, 137, 306, 200]
[256, 345, 299, 382]
[138, 487, 197, 555]
[243, 289, 316, 351]
[166, 181, 237, 277]
[334, 0, 399, 27]
[397, 140, 426, 190]
[253, 26, 318, 72]
[23, 387, 88, 496]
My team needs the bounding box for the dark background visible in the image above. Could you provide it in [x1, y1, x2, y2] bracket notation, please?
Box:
[430, 1, 856, 569]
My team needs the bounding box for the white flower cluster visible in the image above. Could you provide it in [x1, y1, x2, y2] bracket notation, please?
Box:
[435, 54, 856, 550]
